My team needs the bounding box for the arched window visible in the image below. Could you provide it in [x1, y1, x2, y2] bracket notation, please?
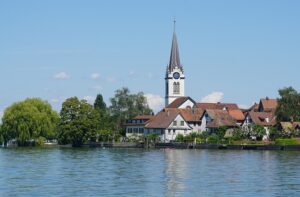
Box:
[173, 82, 180, 94]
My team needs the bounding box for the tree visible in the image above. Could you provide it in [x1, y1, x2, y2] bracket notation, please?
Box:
[276, 87, 300, 122]
[93, 94, 112, 131]
[58, 97, 100, 147]
[0, 98, 59, 146]
[94, 94, 107, 114]
[215, 126, 228, 139]
[109, 87, 153, 134]
[269, 127, 284, 140]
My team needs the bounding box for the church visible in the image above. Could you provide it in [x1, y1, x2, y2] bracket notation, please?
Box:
[124, 26, 277, 142]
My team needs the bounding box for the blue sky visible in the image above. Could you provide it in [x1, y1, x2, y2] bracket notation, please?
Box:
[0, 0, 300, 115]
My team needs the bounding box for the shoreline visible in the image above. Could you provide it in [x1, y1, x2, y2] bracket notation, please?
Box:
[2, 142, 300, 151]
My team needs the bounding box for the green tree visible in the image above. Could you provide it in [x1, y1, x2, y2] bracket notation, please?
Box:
[276, 87, 300, 122]
[94, 94, 107, 114]
[109, 87, 153, 134]
[269, 127, 283, 140]
[93, 94, 112, 131]
[1, 98, 58, 146]
[58, 97, 100, 147]
[215, 126, 228, 139]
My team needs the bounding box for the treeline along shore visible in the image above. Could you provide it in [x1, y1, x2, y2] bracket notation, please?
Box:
[1, 86, 300, 149]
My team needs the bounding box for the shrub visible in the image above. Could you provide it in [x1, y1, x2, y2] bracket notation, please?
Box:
[275, 138, 298, 145]
[207, 134, 219, 144]
[175, 134, 184, 142]
[36, 136, 46, 146]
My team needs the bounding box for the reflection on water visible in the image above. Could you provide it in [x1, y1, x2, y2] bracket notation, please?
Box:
[0, 148, 300, 197]
[164, 149, 187, 196]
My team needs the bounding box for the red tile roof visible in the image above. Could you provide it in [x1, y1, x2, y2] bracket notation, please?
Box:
[228, 109, 245, 121]
[145, 108, 204, 129]
[248, 111, 276, 126]
[259, 98, 277, 111]
[196, 102, 239, 110]
[205, 109, 238, 128]
[145, 109, 179, 129]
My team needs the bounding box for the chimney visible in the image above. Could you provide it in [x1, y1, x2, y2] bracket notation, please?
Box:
[266, 96, 269, 100]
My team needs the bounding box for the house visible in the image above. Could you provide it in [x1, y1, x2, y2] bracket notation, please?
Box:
[144, 107, 204, 142]
[242, 98, 278, 139]
[124, 115, 154, 138]
[197, 102, 245, 125]
[200, 109, 238, 133]
[258, 97, 277, 112]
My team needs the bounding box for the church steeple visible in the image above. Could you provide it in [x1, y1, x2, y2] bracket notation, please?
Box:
[165, 21, 185, 106]
[168, 21, 182, 71]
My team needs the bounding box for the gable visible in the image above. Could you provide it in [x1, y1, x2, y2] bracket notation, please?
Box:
[178, 99, 195, 109]
[166, 114, 192, 129]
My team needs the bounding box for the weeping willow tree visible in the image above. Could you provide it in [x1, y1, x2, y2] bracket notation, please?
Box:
[1, 98, 59, 146]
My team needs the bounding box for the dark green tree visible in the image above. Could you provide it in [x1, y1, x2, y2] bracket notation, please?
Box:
[109, 87, 153, 134]
[94, 94, 107, 113]
[58, 97, 100, 147]
[276, 87, 300, 122]
[93, 94, 112, 131]
[0, 98, 59, 146]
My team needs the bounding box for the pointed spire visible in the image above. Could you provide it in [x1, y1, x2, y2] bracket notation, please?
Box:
[168, 20, 181, 71]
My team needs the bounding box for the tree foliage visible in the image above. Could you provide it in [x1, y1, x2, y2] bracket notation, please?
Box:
[109, 87, 153, 133]
[94, 94, 107, 114]
[0, 98, 59, 146]
[276, 87, 300, 122]
[57, 97, 100, 147]
[93, 94, 113, 131]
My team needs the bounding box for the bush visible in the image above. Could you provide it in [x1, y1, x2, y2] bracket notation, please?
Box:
[175, 134, 184, 142]
[207, 134, 219, 144]
[275, 138, 298, 145]
[36, 136, 46, 146]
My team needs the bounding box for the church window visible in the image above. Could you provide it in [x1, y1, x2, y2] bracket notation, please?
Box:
[173, 82, 180, 94]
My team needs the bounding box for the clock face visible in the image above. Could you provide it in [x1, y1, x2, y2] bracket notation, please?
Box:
[173, 72, 180, 79]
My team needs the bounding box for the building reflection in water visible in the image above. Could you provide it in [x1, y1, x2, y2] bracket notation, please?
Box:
[163, 149, 188, 197]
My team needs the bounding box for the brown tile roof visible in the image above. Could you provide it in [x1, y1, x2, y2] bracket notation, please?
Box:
[280, 122, 300, 131]
[145, 109, 179, 129]
[260, 98, 277, 111]
[133, 115, 154, 120]
[178, 108, 204, 122]
[196, 102, 239, 110]
[248, 111, 276, 126]
[145, 108, 204, 129]
[280, 122, 293, 132]
[228, 109, 245, 121]
[205, 109, 238, 128]
[165, 97, 195, 108]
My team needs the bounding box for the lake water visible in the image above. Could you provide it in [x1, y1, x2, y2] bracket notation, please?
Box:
[0, 148, 299, 197]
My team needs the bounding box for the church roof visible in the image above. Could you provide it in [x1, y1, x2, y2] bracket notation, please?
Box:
[168, 31, 182, 71]
[165, 97, 195, 108]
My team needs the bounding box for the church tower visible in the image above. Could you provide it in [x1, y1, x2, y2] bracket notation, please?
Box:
[165, 23, 185, 106]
